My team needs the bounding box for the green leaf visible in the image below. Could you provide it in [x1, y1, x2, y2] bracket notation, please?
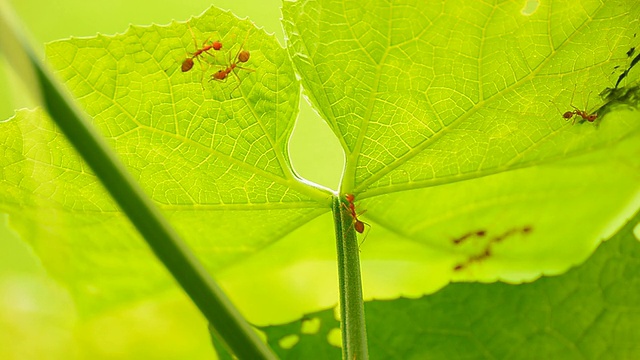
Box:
[0, 6, 332, 325]
[284, 0, 640, 192]
[262, 211, 640, 358]
[282, 0, 640, 293]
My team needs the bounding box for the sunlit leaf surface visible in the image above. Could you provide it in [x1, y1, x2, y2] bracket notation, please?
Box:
[283, 0, 640, 295]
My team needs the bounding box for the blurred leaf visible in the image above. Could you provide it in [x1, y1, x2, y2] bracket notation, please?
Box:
[0, 274, 78, 360]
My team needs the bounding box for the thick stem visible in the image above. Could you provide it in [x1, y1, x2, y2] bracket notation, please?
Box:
[333, 196, 369, 360]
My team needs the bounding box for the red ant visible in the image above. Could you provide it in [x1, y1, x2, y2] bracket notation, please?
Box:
[551, 85, 598, 124]
[181, 22, 223, 73]
[210, 49, 252, 80]
[561, 107, 597, 124]
[451, 229, 486, 245]
[453, 225, 533, 271]
[343, 194, 370, 235]
[454, 248, 491, 271]
[210, 29, 255, 91]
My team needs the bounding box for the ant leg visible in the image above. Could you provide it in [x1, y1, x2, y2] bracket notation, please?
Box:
[235, 28, 252, 61]
[568, 83, 577, 109]
[186, 21, 199, 55]
[585, 90, 593, 114]
[358, 221, 372, 248]
[549, 99, 575, 123]
[195, 40, 213, 89]
[234, 65, 255, 73]
[228, 66, 255, 94]
[571, 111, 580, 125]
[209, 74, 229, 83]
[229, 69, 246, 95]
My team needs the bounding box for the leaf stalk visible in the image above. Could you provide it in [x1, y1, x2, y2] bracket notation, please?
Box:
[333, 195, 370, 360]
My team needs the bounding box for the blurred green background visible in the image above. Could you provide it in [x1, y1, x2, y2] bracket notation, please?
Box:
[0, 0, 343, 358]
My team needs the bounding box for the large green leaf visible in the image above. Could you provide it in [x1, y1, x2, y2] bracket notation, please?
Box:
[284, 0, 640, 192]
[0, 7, 333, 323]
[282, 0, 640, 292]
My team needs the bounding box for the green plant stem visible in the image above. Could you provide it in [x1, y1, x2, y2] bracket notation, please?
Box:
[333, 196, 369, 360]
[0, 4, 277, 360]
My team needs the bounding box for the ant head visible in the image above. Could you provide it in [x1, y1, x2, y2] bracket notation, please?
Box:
[212, 41, 222, 51]
[345, 194, 356, 203]
[587, 114, 597, 122]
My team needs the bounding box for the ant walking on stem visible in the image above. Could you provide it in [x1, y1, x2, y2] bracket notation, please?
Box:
[343, 194, 371, 239]
[210, 28, 255, 92]
[551, 84, 598, 124]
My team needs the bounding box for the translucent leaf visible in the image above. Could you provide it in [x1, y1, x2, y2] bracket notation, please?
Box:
[282, 0, 640, 296]
[0, 7, 332, 322]
[284, 0, 640, 192]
